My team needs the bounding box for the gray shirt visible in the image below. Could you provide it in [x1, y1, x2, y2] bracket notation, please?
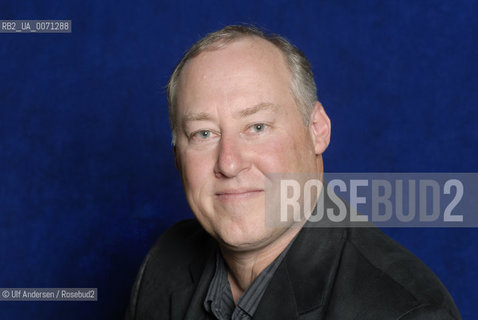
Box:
[203, 241, 294, 320]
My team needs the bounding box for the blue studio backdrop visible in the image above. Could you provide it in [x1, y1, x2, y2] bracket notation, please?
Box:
[0, 0, 477, 319]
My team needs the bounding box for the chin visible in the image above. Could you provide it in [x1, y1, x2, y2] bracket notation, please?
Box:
[216, 226, 277, 252]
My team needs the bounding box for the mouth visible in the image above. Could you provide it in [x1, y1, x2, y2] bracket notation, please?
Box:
[215, 189, 264, 201]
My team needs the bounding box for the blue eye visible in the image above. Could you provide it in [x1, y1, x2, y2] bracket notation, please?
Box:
[198, 130, 210, 138]
[252, 123, 266, 132]
[190, 130, 215, 141]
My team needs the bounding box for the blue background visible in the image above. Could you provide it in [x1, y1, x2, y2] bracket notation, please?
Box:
[0, 0, 477, 318]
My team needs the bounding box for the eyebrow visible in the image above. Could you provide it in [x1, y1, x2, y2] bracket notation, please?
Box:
[182, 112, 212, 123]
[237, 102, 278, 118]
[181, 102, 278, 126]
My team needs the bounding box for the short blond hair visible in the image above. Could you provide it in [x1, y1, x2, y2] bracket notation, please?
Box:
[167, 25, 318, 144]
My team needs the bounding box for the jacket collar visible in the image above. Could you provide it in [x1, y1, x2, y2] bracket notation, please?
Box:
[178, 221, 347, 320]
[254, 224, 346, 319]
[170, 234, 217, 320]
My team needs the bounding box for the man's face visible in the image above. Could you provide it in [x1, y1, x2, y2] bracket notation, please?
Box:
[174, 37, 322, 252]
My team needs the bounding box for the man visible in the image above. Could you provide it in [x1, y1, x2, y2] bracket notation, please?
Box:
[126, 25, 460, 319]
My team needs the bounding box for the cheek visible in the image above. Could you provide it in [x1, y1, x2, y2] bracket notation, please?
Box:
[183, 164, 205, 189]
[253, 131, 315, 173]
[179, 150, 215, 197]
[249, 142, 287, 176]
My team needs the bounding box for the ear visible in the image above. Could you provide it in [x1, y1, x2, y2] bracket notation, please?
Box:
[309, 101, 331, 155]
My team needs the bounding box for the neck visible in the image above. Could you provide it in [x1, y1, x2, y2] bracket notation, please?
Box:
[219, 219, 306, 303]
[221, 164, 324, 302]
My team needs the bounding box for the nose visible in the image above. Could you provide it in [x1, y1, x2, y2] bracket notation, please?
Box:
[214, 134, 250, 178]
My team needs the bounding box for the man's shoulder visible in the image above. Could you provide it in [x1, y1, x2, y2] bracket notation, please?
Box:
[125, 219, 213, 320]
[326, 227, 460, 319]
[146, 219, 213, 272]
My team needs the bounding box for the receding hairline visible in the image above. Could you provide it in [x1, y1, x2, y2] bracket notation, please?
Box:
[167, 25, 318, 145]
[174, 35, 293, 100]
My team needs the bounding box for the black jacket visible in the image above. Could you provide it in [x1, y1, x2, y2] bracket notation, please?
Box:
[126, 219, 460, 319]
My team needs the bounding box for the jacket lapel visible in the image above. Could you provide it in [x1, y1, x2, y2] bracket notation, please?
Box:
[171, 286, 196, 320]
[253, 261, 299, 319]
[170, 238, 217, 320]
[181, 245, 217, 320]
[170, 220, 347, 320]
[254, 225, 347, 320]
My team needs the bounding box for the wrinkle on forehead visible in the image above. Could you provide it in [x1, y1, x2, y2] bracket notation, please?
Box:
[181, 102, 281, 128]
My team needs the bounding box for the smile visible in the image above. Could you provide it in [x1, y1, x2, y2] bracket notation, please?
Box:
[215, 189, 264, 201]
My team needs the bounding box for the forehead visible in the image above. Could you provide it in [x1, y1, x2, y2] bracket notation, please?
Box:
[176, 37, 293, 108]
[185, 36, 289, 75]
